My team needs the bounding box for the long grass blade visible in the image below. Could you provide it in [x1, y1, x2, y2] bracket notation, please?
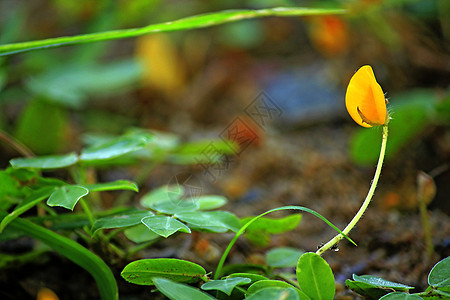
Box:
[0, 7, 345, 56]
[0, 212, 118, 300]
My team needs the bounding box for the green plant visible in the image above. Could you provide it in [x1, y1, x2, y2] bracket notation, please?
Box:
[0, 128, 236, 299]
[117, 65, 391, 299]
[0, 3, 447, 300]
[0, 127, 352, 299]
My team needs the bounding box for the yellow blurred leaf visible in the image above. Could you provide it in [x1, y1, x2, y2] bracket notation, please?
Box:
[135, 34, 185, 97]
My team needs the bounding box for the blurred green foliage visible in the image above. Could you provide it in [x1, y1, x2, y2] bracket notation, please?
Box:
[350, 89, 449, 165]
[15, 99, 69, 154]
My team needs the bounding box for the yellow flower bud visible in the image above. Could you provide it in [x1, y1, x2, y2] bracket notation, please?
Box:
[345, 65, 389, 127]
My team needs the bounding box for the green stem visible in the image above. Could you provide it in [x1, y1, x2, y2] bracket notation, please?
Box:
[37, 203, 58, 216]
[70, 165, 96, 227]
[104, 227, 128, 242]
[80, 198, 95, 227]
[316, 125, 388, 256]
[214, 205, 355, 280]
[109, 242, 126, 257]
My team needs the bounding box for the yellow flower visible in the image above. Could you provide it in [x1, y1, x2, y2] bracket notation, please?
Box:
[345, 65, 389, 127]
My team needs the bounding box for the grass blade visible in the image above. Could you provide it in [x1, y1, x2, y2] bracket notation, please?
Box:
[0, 7, 345, 56]
[0, 212, 118, 300]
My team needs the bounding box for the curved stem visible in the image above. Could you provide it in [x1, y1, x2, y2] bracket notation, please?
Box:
[214, 205, 354, 279]
[316, 125, 388, 256]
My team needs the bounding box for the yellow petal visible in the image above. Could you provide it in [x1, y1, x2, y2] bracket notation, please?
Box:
[345, 65, 387, 127]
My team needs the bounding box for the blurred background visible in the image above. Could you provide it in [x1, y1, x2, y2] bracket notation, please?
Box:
[0, 0, 449, 298]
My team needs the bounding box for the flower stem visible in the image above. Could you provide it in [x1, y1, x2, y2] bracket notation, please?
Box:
[316, 125, 388, 256]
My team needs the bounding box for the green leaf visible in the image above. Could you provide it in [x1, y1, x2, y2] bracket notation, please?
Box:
[121, 258, 206, 285]
[428, 257, 450, 287]
[91, 210, 154, 235]
[125, 130, 180, 160]
[124, 224, 160, 243]
[147, 130, 180, 152]
[228, 273, 269, 285]
[175, 211, 241, 233]
[80, 131, 153, 161]
[35, 176, 66, 188]
[346, 274, 415, 300]
[173, 140, 236, 157]
[4, 167, 37, 183]
[26, 60, 142, 108]
[82, 132, 129, 148]
[246, 287, 300, 300]
[0, 7, 346, 56]
[345, 279, 390, 299]
[242, 214, 302, 246]
[150, 200, 199, 214]
[434, 93, 450, 121]
[141, 215, 191, 238]
[196, 195, 227, 211]
[352, 275, 414, 291]
[0, 170, 22, 200]
[10, 153, 78, 169]
[46, 185, 89, 210]
[380, 292, 423, 299]
[296, 252, 335, 300]
[0, 211, 118, 300]
[153, 277, 215, 300]
[434, 288, 450, 297]
[140, 185, 184, 208]
[201, 277, 251, 296]
[220, 264, 267, 277]
[351, 90, 435, 165]
[29, 207, 130, 231]
[266, 247, 304, 268]
[247, 280, 297, 295]
[14, 100, 69, 154]
[83, 180, 138, 192]
[169, 139, 236, 164]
